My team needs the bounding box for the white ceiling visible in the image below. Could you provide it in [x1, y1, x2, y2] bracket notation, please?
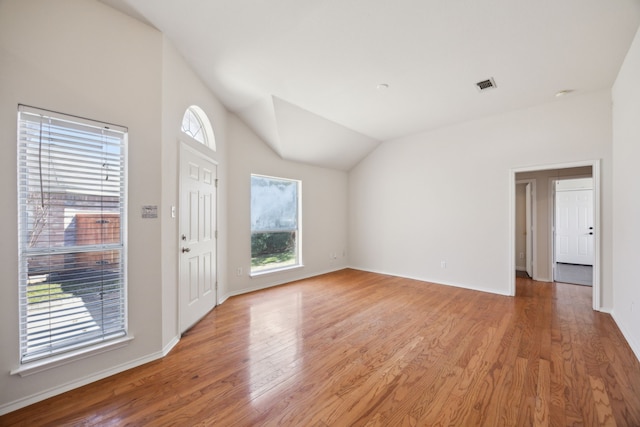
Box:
[101, 0, 640, 170]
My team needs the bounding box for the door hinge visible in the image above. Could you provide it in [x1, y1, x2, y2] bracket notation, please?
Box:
[215, 179, 218, 188]
[215, 230, 218, 239]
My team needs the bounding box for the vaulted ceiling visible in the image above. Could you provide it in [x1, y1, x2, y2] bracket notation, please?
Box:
[101, 0, 640, 170]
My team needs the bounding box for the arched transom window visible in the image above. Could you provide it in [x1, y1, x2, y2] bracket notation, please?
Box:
[181, 105, 215, 150]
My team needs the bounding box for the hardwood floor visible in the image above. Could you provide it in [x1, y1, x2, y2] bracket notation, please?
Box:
[2, 269, 640, 426]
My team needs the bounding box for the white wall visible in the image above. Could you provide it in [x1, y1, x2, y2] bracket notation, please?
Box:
[349, 90, 613, 300]
[160, 38, 229, 349]
[612, 26, 640, 360]
[225, 114, 349, 299]
[0, 0, 164, 412]
[0, 0, 234, 413]
[0, 0, 347, 412]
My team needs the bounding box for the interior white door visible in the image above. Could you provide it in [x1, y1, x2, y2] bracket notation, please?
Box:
[179, 145, 217, 333]
[555, 189, 594, 265]
[525, 183, 533, 277]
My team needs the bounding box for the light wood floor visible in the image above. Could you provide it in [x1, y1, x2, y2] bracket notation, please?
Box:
[3, 269, 640, 426]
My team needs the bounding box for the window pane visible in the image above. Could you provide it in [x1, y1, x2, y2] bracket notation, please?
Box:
[181, 108, 207, 145]
[180, 106, 216, 151]
[251, 176, 298, 231]
[250, 175, 300, 273]
[22, 251, 125, 361]
[251, 231, 297, 272]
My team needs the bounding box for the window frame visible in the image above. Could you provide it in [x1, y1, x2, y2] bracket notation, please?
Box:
[15, 105, 129, 371]
[250, 174, 302, 276]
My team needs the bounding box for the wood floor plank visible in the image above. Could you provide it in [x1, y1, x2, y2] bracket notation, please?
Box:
[476, 325, 525, 425]
[372, 291, 492, 425]
[549, 325, 567, 426]
[589, 375, 617, 427]
[534, 358, 551, 427]
[2, 269, 640, 426]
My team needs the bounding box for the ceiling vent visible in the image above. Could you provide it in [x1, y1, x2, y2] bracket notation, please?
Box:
[476, 77, 497, 92]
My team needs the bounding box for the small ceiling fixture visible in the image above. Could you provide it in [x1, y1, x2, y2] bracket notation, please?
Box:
[376, 83, 389, 90]
[555, 89, 574, 97]
[476, 77, 497, 92]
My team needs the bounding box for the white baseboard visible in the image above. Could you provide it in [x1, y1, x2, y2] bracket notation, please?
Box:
[610, 310, 640, 363]
[219, 266, 347, 303]
[347, 265, 512, 296]
[0, 350, 165, 416]
[162, 335, 180, 356]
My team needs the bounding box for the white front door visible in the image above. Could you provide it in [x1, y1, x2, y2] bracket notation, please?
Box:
[179, 144, 217, 333]
[555, 189, 594, 265]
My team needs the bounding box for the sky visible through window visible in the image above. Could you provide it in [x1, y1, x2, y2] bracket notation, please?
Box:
[181, 108, 206, 145]
[251, 176, 298, 231]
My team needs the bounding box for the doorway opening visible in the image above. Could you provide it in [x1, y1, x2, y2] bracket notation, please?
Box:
[178, 106, 218, 334]
[509, 161, 600, 310]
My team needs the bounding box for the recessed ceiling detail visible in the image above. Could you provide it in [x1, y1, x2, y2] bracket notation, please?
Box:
[239, 97, 380, 171]
[476, 78, 497, 92]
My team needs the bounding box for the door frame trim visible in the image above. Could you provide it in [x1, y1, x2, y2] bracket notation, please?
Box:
[509, 159, 601, 311]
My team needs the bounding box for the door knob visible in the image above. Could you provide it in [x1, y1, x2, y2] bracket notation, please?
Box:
[182, 247, 191, 253]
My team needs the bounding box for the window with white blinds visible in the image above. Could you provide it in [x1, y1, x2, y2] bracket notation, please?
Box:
[17, 105, 127, 364]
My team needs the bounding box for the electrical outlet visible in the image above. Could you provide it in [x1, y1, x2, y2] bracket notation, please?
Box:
[441, 261, 447, 269]
[236, 267, 243, 276]
[519, 252, 524, 259]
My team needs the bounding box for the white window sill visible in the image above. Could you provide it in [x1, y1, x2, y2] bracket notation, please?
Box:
[250, 264, 304, 278]
[10, 335, 134, 377]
